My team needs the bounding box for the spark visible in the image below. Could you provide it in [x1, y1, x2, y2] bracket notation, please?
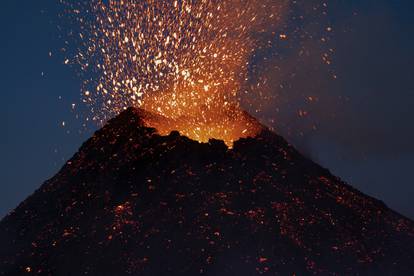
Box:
[63, 0, 288, 146]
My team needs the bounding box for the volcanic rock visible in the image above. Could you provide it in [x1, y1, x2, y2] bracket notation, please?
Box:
[1, 107, 413, 275]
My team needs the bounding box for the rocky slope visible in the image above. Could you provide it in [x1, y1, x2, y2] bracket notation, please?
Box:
[1, 107, 413, 275]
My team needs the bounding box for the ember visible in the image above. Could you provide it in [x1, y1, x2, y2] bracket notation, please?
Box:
[63, 0, 287, 145]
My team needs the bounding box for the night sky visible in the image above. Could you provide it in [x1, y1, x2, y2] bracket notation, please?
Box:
[2, 0, 414, 219]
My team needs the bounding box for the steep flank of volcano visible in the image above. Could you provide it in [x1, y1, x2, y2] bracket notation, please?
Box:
[1, 108, 413, 275]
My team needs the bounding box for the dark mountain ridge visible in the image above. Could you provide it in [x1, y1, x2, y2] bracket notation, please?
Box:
[1, 107, 413, 275]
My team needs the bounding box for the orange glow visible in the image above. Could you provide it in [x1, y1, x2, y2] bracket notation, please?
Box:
[141, 95, 263, 146]
[65, 0, 287, 145]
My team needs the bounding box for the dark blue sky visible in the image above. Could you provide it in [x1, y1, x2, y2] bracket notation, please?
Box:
[2, 0, 414, 219]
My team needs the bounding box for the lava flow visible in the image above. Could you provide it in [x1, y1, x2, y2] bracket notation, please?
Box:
[63, 0, 288, 145]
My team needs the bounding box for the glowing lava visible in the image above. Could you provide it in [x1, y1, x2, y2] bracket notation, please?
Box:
[141, 99, 263, 146]
[64, 0, 287, 145]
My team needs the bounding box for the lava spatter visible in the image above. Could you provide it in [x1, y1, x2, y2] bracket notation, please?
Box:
[62, 0, 288, 145]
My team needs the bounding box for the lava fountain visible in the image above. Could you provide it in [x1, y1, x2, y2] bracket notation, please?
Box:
[65, 0, 288, 146]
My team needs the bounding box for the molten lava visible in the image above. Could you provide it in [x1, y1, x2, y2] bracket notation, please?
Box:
[63, 0, 287, 145]
[141, 93, 262, 146]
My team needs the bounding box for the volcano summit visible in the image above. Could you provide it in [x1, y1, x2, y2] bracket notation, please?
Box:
[1, 108, 413, 275]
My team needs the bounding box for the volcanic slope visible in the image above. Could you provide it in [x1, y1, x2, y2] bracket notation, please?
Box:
[1, 107, 414, 275]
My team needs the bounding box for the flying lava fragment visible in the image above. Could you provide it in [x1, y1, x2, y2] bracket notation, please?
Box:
[62, 0, 289, 145]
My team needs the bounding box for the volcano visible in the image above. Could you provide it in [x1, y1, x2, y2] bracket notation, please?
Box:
[1, 108, 413, 275]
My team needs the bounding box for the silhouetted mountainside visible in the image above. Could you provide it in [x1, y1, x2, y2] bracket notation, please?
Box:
[1, 108, 413, 275]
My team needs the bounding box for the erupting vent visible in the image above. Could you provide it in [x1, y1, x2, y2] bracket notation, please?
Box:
[63, 0, 288, 143]
[141, 100, 263, 146]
